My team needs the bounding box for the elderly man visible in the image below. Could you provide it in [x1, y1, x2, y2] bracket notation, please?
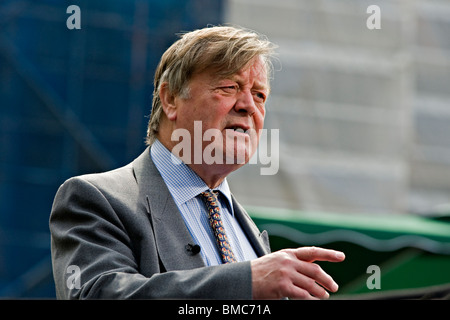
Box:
[50, 25, 345, 300]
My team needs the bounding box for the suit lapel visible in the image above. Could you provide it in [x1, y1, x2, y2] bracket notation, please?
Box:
[132, 148, 205, 271]
[231, 195, 271, 257]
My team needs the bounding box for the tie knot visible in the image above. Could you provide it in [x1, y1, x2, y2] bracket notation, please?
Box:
[200, 190, 219, 204]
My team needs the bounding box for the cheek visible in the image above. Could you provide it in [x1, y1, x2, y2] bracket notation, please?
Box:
[254, 108, 265, 129]
[200, 96, 231, 125]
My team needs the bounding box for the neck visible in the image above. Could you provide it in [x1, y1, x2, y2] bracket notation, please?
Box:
[186, 163, 233, 189]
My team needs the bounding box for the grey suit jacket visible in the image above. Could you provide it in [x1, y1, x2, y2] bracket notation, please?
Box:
[50, 147, 271, 299]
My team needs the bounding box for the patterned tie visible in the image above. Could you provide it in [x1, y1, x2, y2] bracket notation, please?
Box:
[199, 190, 237, 264]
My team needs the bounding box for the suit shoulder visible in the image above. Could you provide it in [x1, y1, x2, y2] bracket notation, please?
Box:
[57, 162, 136, 196]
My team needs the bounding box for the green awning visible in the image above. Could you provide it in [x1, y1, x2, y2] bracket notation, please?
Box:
[248, 206, 450, 295]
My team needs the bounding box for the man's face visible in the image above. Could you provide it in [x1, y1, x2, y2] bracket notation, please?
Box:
[172, 56, 269, 167]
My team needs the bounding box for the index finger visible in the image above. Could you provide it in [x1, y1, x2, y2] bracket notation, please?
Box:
[293, 247, 346, 263]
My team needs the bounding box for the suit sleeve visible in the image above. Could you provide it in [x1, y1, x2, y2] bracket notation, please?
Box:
[49, 177, 253, 299]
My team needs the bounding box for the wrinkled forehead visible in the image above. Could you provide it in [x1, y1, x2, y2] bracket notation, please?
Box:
[234, 57, 269, 89]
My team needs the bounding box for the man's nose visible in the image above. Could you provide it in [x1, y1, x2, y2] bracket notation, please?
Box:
[234, 90, 256, 115]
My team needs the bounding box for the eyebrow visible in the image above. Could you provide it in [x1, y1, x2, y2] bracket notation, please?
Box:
[227, 74, 270, 93]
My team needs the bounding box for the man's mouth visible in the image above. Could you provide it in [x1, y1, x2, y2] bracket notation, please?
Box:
[225, 124, 251, 135]
[231, 127, 246, 134]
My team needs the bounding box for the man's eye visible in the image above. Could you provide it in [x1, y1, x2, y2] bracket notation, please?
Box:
[221, 86, 237, 93]
[254, 92, 266, 102]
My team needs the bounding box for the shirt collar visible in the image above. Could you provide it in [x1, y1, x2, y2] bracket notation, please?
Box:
[150, 139, 234, 215]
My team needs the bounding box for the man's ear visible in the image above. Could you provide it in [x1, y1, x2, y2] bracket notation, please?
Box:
[159, 82, 177, 121]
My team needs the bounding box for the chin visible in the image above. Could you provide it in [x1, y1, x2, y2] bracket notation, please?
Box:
[224, 142, 253, 165]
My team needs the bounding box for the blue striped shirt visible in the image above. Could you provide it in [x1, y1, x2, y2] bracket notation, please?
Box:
[150, 139, 258, 266]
